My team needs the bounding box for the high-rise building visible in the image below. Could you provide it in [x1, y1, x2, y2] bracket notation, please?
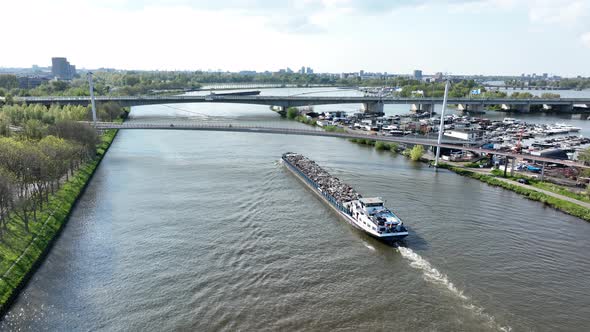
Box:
[413, 70, 423, 80]
[51, 57, 76, 80]
[299, 66, 306, 74]
[306, 67, 313, 75]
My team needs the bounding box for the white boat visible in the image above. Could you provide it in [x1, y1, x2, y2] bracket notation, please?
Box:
[554, 123, 581, 132]
[503, 117, 519, 125]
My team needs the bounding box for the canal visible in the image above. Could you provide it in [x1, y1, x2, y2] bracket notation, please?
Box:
[1, 88, 590, 331]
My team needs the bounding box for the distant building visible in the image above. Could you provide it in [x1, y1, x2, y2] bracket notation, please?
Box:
[51, 57, 76, 80]
[306, 67, 313, 75]
[542, 73, 548, 79]
[413, 70, 423, 80]
[434, 72, 443, 82]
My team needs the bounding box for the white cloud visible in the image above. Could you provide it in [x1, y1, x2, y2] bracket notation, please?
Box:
[1, 0, 589, 75]
[528, 0, 590, 26]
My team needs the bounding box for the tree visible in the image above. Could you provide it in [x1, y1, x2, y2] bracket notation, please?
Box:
[0, 168, 15, 239]
[99, 102, 123, 121]
[50, 121, 98, 158]
[23, 119, 47, 139]
[286, 107, 299, 119]
[540, 93, 560, 99]
[409, 145, 425, 161]
[0, 74, 18, 90]
[578, 147, 590, 165]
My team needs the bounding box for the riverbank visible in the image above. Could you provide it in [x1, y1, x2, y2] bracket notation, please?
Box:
[288, 114, 590, 222]
[436, 163, 590, 221]
[0, 128, 119, 315]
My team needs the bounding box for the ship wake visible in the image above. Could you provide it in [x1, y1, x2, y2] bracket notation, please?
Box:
[397, 246, 511, 332]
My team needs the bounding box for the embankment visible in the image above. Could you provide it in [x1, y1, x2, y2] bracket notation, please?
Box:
[436, 163, 590, 222]
[0, 129, 119, 315]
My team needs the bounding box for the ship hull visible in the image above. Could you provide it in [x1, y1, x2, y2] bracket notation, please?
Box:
[282, 157, 408, 242]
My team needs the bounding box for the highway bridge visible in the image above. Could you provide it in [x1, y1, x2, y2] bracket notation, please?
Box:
[92, 122, 588, 168]
[13, 95, 590, 113]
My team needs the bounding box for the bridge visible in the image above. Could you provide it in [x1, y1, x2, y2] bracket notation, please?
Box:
[92, 121, 588, 168]
[13, 95, 590, 114]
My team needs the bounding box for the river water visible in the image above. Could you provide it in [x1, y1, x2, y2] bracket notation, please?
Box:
[2, 88, 590, 331]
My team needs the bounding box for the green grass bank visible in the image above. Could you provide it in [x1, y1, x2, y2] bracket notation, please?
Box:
[0, 129, 119, 315]
[438, 163, 590, 222]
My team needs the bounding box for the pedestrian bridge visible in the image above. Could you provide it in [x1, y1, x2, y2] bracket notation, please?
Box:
[93, 121, 587, 168]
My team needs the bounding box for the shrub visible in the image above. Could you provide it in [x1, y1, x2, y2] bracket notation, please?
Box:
[409, 145, 425, 161]
[286, 107, 299, 119]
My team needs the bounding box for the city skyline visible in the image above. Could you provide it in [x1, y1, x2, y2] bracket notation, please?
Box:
[1, 0, 589, 76]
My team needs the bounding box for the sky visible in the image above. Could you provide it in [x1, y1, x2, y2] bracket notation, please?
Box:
[1, 0, 589, 76]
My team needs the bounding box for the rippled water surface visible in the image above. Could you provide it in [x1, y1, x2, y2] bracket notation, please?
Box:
[2, 88, 590, 331]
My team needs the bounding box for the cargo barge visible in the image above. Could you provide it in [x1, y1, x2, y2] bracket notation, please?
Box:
[282, 152, 408, 242]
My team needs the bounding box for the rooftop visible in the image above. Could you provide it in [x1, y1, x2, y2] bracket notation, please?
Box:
[360, 197, 384, 205]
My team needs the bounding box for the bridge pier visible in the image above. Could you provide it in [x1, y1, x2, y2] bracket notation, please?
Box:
[410, 103, 434, 113]
[458, 103, 485, 113]
[501, 104, 531, 112]
[542, 104, 574, 112]
[363, 101, 384, 114]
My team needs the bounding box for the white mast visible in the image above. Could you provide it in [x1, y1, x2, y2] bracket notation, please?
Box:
[87, 72, 97, 127]
[434, 80, 450, 167]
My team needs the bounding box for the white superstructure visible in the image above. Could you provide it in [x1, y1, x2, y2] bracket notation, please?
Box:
[343, 198, 408, 239]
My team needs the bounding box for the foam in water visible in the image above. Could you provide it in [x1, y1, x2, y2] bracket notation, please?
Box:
[397, 246, 468, 300]
[362, 241, 376, 251]
[397, 246, 511, 332]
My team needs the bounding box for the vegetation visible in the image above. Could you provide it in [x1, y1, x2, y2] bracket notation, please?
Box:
[322, 125, 346, 133]
[0, 129, 118, 312]
[0, 102, 127, 312]
[577, 146, 590, 165]
[505, 77, 590, 90]
[294, 115, 317, 126]
[489, 169, 590, 204]
[349, 138, 399, 153]
[408, 145, 425, 161]
[438, 163, 590, 222]
[286, 107, 299, 120]
[540, 93, 561, 99]
[509, 91, 535, 99]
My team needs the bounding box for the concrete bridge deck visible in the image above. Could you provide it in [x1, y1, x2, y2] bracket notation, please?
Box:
[92, 122, 587, 168]
[14, 95, 590, 108]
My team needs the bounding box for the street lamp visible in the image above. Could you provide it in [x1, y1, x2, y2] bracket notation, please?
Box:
[87, 72, 97, 127]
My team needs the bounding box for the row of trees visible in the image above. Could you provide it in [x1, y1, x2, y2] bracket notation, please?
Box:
[0, 103, 124, 140]
[0, 135, 94, 236]
[0, 102, 126, 238]
[4, 70, 581, 101]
